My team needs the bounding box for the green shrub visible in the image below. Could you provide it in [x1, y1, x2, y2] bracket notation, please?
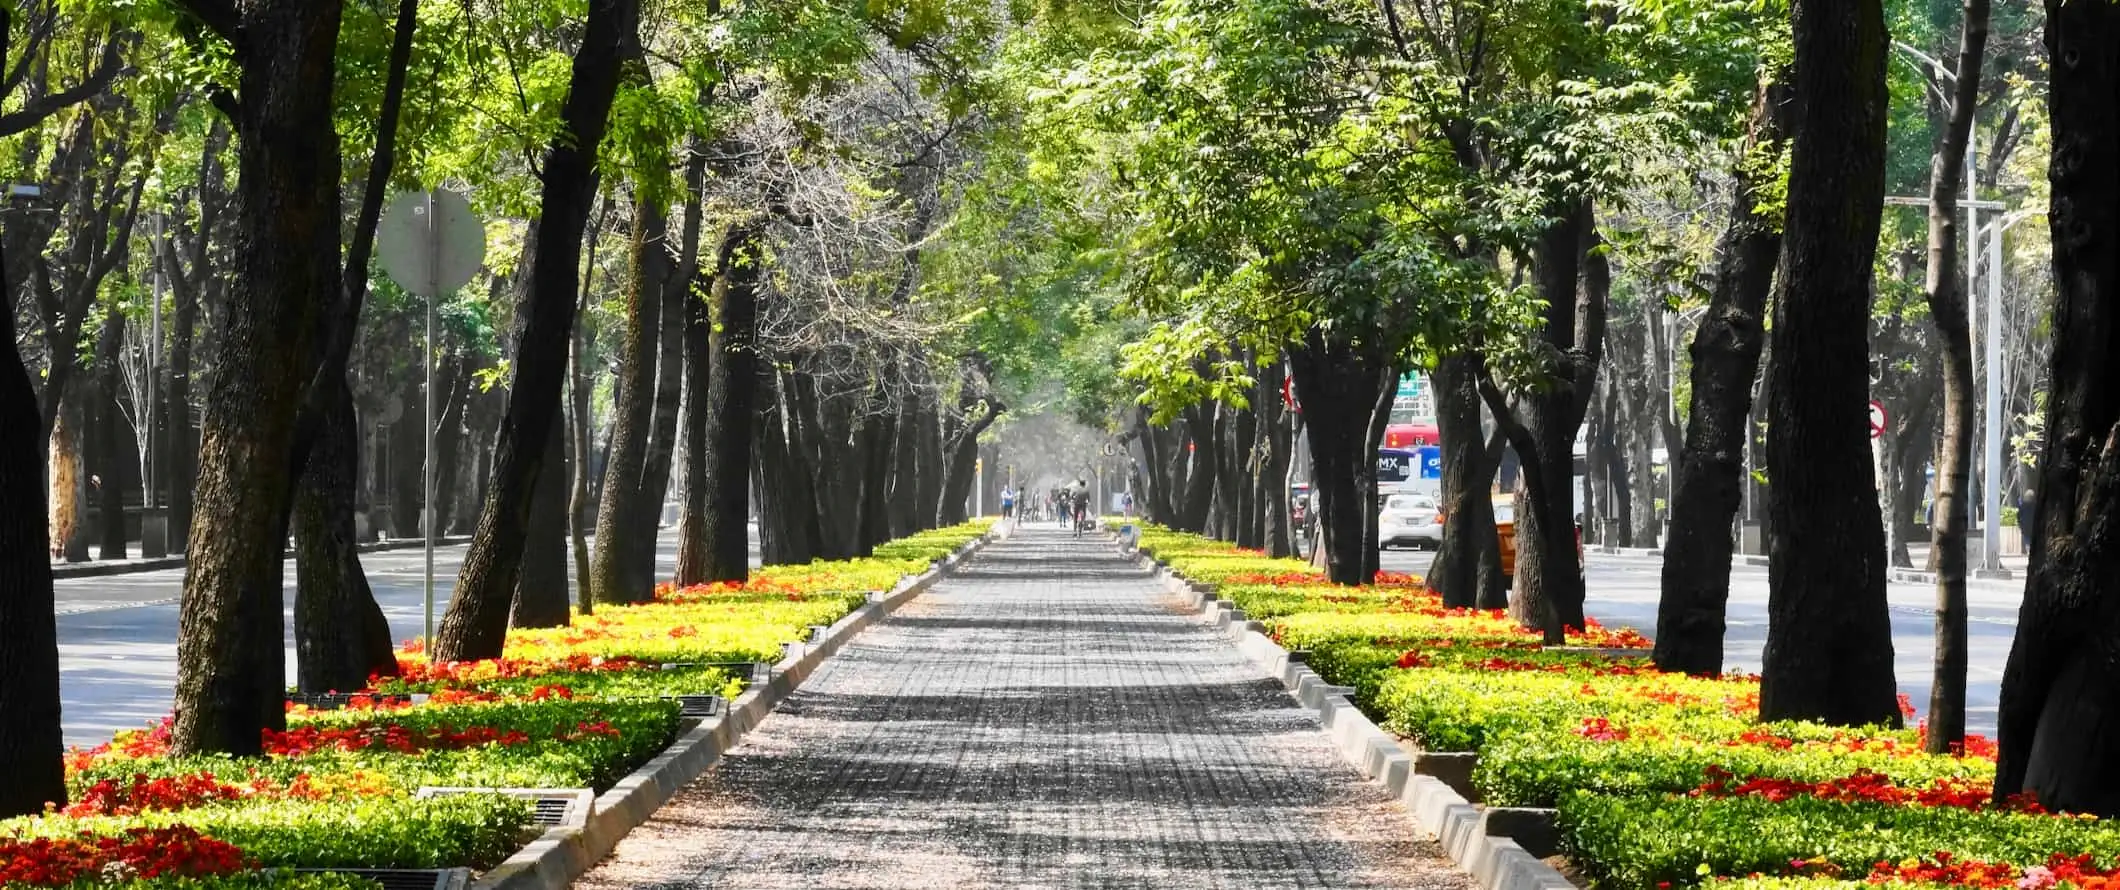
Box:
[14, 795, 534, 871]
[1559, 792, 2120, 890]
[1477, 730, 1991, 808]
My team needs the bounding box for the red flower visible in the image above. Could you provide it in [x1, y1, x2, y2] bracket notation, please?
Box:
[0, 827, 248, 886]
[64, 772, 248, 817]
[1573, 717, 1629, 742]
[1689, 767, 2041, 815]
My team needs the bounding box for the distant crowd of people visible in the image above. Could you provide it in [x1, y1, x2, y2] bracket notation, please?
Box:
[999, 480, 1122, 537]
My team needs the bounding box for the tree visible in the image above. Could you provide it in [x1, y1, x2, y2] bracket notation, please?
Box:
[1988, 0, 2120, 817]
[1484, 202, 1609, 642]
[0, 0, 121, 819]
[433, 0, 642, 662]
[590, 191, 674, 605]
[292, 0, 420, 696]
[169, 0, 345, 756]
[1756, 0, 1901, 727]
[1428, 353, 1507, 609]
[684, 218, 765, 584]
[1656, 74, 1789, 676]
[1916, 0, 1992, 755]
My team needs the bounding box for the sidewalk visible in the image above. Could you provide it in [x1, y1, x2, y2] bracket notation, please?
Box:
[577, 527, 1471, 889]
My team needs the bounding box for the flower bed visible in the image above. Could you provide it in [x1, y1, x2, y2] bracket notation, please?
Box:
[8, 522, 990, 889]
[1135, 526, 2109, 889]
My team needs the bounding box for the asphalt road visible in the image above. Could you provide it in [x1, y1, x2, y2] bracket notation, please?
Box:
[55, 526, 750, 748]
[1379, 547, 2022, 737]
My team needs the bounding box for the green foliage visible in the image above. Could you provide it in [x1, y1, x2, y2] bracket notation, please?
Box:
[12, 796, 535, 871]
[1561, 792, 2120, 889]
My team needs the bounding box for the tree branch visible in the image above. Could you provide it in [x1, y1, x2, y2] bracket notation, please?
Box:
[0, 34, 125, 139]
[170, 0, 240, 43]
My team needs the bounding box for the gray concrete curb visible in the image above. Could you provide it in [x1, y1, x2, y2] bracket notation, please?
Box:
[51, 535, 476, 580]
[1127, 546, 1580, 890]
[1589, 545, 1661, 558]
[468, 527, 1002, 890]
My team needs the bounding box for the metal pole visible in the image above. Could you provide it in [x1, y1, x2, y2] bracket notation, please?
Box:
[976, 460, 984, 518]
[1964, 133, 1983, 549]
[149, 215, 164, 511]
[1981, 217, 2008, 576]
[423, 191, 439, 651]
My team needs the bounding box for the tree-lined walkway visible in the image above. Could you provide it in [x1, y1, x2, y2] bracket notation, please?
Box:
[578, 527, 1470, 889]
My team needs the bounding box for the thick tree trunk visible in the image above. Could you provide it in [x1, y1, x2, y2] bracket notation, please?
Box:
[292, 378, 397, 693]
[1655, 76, 1787, 676]
[429, 351, 470, 534]
[94, 312, 130, 561]
[1428, 353, 1506, 608]
[674, 262, 715, 585]
[802, 379, 864, 559]
[1176, 404, 1221, 534]
[49, 395, 88, 562]
[914, 393, 946, 528]
[1920, 0, 1991, 754]
[512, 421, 572, 628]
[755, 368, 824, 565]
[1258, 359, 1293, 557]
[857, 411, 895, 553]
[627, 156, 703, 596]
[435, 0, 637, 662]
[1491, 201, 1604, 643]
[886, 382, 928, 538]
[591, 196, 672, 604]
[1989, 0, 2120, 815]
[171, 2, 342, 755]
[570, 208, 605, 615]
[167, 247, 200, 554]
[1134, 407, 1174, 524]
[1286, 325, 1392, 586]
[693, 222, 763, 581]
[937, 365, 1003, 525]
[1759, 0, 1901, 727]
[0, 178, 64, 818]
[389, 397, 423, 538]
[1883, 384, 1941, 567]
[1232, 394, 1260, 548]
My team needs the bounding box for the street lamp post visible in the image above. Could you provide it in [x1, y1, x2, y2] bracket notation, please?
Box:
[1973, 209, 2042, 578]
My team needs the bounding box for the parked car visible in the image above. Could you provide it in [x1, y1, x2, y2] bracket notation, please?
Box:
[1378, 493, 1443, 550]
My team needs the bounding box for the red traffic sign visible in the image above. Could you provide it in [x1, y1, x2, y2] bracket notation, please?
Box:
[1868, 400, 1887, 439]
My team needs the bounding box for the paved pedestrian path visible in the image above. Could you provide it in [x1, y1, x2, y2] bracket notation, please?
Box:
[578, 528, 1471, 889]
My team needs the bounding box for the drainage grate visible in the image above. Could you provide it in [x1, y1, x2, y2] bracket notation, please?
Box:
[285, 692, 411, 710]
[413, 787, 593, 830]
[290, 868, 468, 890]
[529, 797, 574, 825]
[658, 661, 772, 684]
[665, 694, 724, 718]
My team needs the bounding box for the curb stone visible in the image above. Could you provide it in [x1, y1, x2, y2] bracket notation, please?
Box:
[1126, 544, 1581, 890]
[467, 527, 1004, 890]
[51, 535, 477, 580]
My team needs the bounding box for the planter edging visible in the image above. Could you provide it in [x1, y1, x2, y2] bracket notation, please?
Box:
[467, 528, 999, 890]
[1132, 547, 1579, 890]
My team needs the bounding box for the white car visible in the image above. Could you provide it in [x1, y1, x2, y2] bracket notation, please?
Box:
[1379, 493, 1443, 550]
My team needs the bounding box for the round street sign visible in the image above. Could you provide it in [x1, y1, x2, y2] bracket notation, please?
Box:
[377, 189, 484, 297]
[1868, 400, 1888, 440]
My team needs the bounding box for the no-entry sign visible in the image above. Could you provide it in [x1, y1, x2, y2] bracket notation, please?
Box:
[1869, 400, 1887, 439]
